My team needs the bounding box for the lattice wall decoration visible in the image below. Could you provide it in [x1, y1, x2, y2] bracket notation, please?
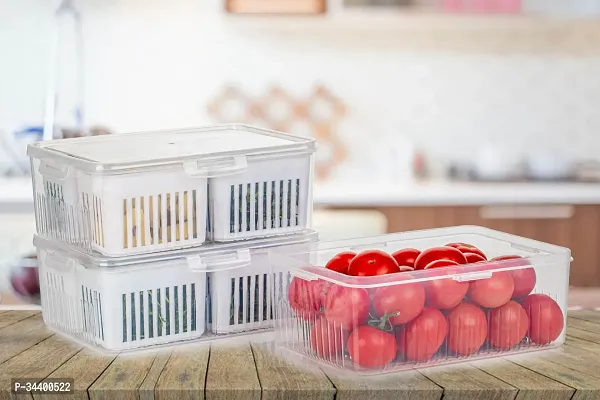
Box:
[207, 85, 347, 181]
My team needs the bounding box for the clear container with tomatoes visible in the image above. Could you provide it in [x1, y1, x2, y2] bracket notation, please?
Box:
[271, 225, 571, 375]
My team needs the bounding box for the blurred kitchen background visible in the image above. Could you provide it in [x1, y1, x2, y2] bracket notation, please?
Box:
[2, 0, 600, 307]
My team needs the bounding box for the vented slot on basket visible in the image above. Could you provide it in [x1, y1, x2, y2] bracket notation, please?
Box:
[227, 272, 291, 327]
[229, 179, 301, 234]
[82, 194, 104, 248]
[82, 286, 104, 340]
[121, 284, 198, 343]
[122, 191, 199, 250]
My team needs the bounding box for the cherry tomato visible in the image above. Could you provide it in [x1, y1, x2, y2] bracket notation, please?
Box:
[347, 250, 400, 276]
[396, 307, 448, 362]
[424, 273, 469, 310]
[414, 246, 467, 270]
[424, 259, 459, 270]
[288, 277, 322, 320]
[488, 300, 529, 349]
[310, 317, 349, 359]
[391, 248, 421, 269]
[372, 281, 426, 325]
[325, 251, 357, 274]
[399, 266, 415, 272]
[446, 242, 487, 260]
[521, 294, 564, 345]
[491, 255, 537, 299]
[463, 252, 486, 264]
[324, 284, 370, 330]
[347, 326, 398, 368]
[467, 271, 514, 308]
[447, 302, 488, 356]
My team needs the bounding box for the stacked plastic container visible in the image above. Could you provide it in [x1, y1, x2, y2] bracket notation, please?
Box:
[27, 124, 318, 352]
[269, 225, 572, 375]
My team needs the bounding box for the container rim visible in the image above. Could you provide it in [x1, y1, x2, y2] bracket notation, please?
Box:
[27, 124, 316, 174]
[270, 225, 571, 257]
[33, 229, 318, 269]
[268, 225, 572, 288]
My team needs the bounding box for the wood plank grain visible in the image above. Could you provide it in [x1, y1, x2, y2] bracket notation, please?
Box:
[251, 344, 335, 400]
[568, 327, 600, 345]
[0, 314, 52, 365]
[509, 353, 600, 400]
[569, 311, 600, 323]
[326, 370, 442, 400]
[206, 343, 260, 400]
[88, 352, 159, 400]
[0, 335, 80, 400]
[420, 363, 518, 400]
[139, 352, 172, 400]
[567, 317, 600, 334]
[0, 311, 40, 330]
[528, 347, 600, 380]
[471, 358, 574, 400]
[556, 344, 600, 370]
[34, 348, 117, 400]
[566, 337, 600, 354]
[154, 344, 210, 400]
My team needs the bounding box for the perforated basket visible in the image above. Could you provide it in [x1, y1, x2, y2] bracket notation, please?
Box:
[35, 230, 317, 352]
[28, 125, 315, 257]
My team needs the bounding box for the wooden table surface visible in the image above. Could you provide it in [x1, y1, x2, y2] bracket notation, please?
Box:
[1, 310, 600, 400]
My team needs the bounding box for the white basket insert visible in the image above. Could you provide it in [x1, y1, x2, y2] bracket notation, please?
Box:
[38, 245, 207, 352]
[34, 163, 208, 257]
[209, 155, 312, 242]
[208, 250, 295, 334]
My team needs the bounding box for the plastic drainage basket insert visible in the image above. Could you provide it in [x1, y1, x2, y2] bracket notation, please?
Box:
[28, 124, 315, 257]
[35, 230, 317, 352]
[270, 226, 571, 375]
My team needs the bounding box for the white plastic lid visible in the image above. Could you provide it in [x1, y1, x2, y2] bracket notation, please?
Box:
[33, 230, 318, 270]
[27, 124, 316, 173]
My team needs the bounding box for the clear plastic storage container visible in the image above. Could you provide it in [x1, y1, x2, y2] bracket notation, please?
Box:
[27, 124, 316, 257]
[35, 229, 317, 352]
[270, 226, 571, 375]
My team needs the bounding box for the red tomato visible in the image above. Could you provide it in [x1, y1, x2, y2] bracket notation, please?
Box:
[348, 326, 398, 368]
[447, 302, 488, 356]
[491, 255, 537, 299]
[372, 282, 426, 325]
[288, 277, 322, 320]
[310, 317, 349, 359]
[521, 294, 564, 345]
[424, 259, 459, 270]
[396, 307, 448, 361]
[391, 248, 421, 269]
[488, 300, 529, 349]
[424, 274, 469, 310]
[325, 251, 357, 274]
[463, 252, 486, 264]
[446, 242, 487, 260]
[468, 271, 514, 309]
[347, 250, 400, 276]
[400, 266, 415, 272]
[414, 246, 467, 270]
[511, 267, 536, 299]
[324, 285, 370, 330]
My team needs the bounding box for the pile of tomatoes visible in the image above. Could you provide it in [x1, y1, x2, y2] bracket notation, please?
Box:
[287, 242, 565, 369]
